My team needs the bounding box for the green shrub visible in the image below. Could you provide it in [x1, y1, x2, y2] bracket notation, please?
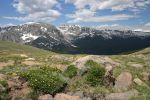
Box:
[19, 67, 66, 95]
[0, 80, 10, 100]
[29, 90, 39, 100]
[0, 57, 8, 62]
[85, 61, 105, 86]
[0, 92, 11, 100]
[64, 65, 77, 78]
[0, 80, 8, 87]
[14, 57, 22, 65]
[85, 60, 98, 68]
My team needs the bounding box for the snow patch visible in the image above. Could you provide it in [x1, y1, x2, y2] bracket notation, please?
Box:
[41, 26, 47, 32]
[21, 33, 39, 42]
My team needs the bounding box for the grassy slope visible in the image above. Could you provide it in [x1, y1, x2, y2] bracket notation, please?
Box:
[0, 41, 82, 68]
[0, 40, 53, 58]
[133, 47, 150, 55]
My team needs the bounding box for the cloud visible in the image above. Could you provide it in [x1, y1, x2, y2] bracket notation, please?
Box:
[65, 0, 97, 10]
[95, 24, 150, 32]
[66, 9, 95, 18]
[98, 0, 134, 11]
[65, 0, 147, 23]
[4, 0, 60, 22]
[65, 0, 150, 11]
[4, 10, 61, 22]
[145, 23, 150, 27]
[67, 10, 136, 23]
[13, 0, 58, 14]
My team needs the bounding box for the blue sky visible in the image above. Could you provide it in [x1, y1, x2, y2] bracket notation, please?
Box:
[0, 0, 150, 31]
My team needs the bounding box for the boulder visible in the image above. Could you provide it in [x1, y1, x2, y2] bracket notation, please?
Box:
[72, 55, 120, 76]
[54, 93, 79, 100]
[133, 78, 148, 87]
[73, 91, 84, 98]
[114, 72, 132, 91]
[105, 90, 138, 100]
[38, 94, 53, 100]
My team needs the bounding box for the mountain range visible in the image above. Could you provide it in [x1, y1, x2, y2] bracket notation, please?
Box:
[0, 22, 150, 54]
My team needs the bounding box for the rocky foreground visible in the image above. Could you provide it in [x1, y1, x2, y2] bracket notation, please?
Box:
[0, 52, 150, 100]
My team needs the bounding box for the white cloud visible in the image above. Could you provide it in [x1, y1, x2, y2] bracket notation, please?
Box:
[3, 0, 150, 24]
[65, 0, 148, 23]
[65, 0, 150, 11]
[98, 0, 134, 11]
[67, 10, 136, 23]
[66, 9, 95, 18]
[95, 24, 150, 32]
[13, 0, 58, 14]
[4, 0, 60, 22]
[65, 0, 97, 10]
[145, 23, 150, 27]
[4, 10, 61, 22]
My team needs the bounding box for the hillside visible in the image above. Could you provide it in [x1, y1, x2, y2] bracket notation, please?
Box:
[0, 41, 150, 100]
[0, 40, 52, 56]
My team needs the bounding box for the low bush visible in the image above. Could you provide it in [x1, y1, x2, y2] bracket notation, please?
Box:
[85, 60, 105, 86]
[63, 65, 77, 78]
[85, 60, 98, 68]
[19, 67, 66, 95]
[0, 80, 10, 100]
[0, 80, 8, 87]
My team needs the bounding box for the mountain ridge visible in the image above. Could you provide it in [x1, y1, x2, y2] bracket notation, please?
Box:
[0, 23, 150, 54]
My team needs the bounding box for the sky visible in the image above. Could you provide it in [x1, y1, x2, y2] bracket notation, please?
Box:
[0, 0, 150, 31]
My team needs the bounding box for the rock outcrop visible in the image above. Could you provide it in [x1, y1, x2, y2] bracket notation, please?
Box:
[114, 72, 132, 91]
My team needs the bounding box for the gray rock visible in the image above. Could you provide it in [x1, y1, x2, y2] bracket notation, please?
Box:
[114, 72, 132, 91]
[38, 94, 53, 100]
[54, 93, 79, 100]
[105, 90, 138, 100]
[73, 91, 84, 98]
[72, 55, 120, 76]
[133, 78, 148, 87]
